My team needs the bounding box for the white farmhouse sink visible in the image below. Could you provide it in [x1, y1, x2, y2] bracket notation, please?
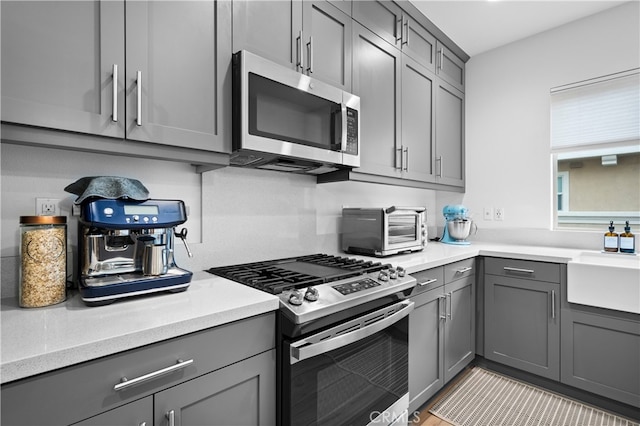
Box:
[567, 251, 640, 314]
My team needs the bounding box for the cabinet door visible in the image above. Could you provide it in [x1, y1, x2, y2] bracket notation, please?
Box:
[72, 397, 152, 426]
[561, 309, 640, 408]
[1, 0, 124, 138]
[485, 275, 560, 380]
[303, 1, 352, 91]
[401, 55, 436, 183]
[352, 0, 402, 48]
[154, 350, 276, 426]
[444, 277, 475, 383]
[409, 286, 445, 413]
[125, 0, 230, 152]
[352, 23, 402, 178]
[436, 42, 465, 93]
[435, 80, 465, 188]
[402, 17, 437, 73]
[233, 0, 302, 70]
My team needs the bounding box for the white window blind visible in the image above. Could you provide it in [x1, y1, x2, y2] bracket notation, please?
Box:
[551, 69, 640, 150]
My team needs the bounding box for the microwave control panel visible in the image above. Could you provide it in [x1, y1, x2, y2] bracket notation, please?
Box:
[345, 108, 358, 155]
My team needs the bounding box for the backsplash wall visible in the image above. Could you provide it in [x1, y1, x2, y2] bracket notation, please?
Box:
[1, 143, 437, 297]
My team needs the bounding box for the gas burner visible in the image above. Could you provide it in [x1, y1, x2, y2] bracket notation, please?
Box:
[207, 254, 390, 294]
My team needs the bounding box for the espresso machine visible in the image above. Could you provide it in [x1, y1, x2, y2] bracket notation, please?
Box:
[78, 198, 193, 305]
[441, 204, 477, 245]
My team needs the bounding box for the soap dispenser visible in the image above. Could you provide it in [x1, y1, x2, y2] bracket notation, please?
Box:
[604, 221, 619, 252]
[619, 221, 636, 254]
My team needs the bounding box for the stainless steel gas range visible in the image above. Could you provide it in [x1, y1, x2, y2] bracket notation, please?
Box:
[208, 254, 416, 426]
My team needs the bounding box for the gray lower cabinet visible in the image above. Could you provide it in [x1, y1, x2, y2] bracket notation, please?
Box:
[233, 0, 352, 91]
[561, 305, 640, 408]
[409, 259, 475, 412]
[1, 0, 231, 167]
[1, 313, 276, 426]
[484, 258, 561, 381]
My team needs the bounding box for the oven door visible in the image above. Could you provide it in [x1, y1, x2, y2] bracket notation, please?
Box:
[282, 300, 413, 426]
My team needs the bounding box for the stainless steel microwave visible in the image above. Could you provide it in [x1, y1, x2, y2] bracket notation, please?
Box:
[342, 207, 427, 257]
[231, 50, 360, 174]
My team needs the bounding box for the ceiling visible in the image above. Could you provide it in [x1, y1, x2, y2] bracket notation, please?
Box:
[409, 0, 631, 57]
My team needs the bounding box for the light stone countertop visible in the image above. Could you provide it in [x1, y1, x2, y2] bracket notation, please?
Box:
[0, 271, 280, 384]
[0, 242, 590, 384]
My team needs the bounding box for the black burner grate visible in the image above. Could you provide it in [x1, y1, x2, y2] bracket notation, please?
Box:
[207, 254, 389, 294]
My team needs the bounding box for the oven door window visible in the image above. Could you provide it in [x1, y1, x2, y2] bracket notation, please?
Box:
[249, 73, 342, 151]
[387, 215, 418, 245]
[284, 303, 410, 426]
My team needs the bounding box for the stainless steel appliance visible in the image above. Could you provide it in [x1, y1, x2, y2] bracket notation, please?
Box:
[441, 204, 477, 245]
[232, 50, 360, 174]
[208, 254, 416, 426]
[78, 199, 193, 305]
[342, 207, 427, 257]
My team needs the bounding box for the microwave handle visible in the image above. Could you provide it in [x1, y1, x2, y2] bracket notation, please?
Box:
[289, 300, 414, 365]
[385, 206, 426, 214]
[340, 102, 348, 153]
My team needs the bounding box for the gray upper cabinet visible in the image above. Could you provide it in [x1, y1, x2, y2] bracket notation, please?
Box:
[233, 0, 352, 91]
[125, 1, 230, 152]
[1, 1, 125, 138]
[353, 1, 436, 71]
[437, 41, 465, 93]
[1, 0, 231, 162]
[435, 80, 465, 187]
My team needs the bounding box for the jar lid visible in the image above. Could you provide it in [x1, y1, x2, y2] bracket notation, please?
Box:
[20, 216, 67, 225]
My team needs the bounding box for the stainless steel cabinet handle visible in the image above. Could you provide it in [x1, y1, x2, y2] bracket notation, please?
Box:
[396, 18, 402, 43]
[297, 31, 303, 71]
[551, 290, 556, 319]
[114, 359, 193, 391]
[136, 71, 142, 126]
[403, 146, 409, 171]
[503, 267, 535, 274]
[403, 18, 409, 46]
[418, 278, 438, 286]
[439, 295, 447, 320]
[437, 156, 443, 177]
[446, 292, 452, 320]
[166, 410, 175, 426]
[396, 146, 404, 170]
[112, 64, 118, 122]
[456, 267, 473, 274]
[306, 36, 313, 74]
[439, 48, 444, 71]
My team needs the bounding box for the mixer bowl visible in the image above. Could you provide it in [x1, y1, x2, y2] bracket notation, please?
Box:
[447, 219, 473, 241]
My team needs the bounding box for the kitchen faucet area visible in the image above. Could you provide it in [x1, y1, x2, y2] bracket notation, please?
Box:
[1, 1, 639, 425]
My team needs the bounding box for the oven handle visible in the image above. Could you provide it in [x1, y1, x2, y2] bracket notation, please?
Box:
[289, 300, 414, 365]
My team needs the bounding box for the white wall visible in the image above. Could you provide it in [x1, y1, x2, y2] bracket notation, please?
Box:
[458, 1, 640, 245]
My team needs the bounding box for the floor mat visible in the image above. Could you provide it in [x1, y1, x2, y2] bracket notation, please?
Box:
[429, 367, 639, 426]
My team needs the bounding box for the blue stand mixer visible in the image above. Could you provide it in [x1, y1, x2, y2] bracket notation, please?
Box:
[441, 205, 476, 245]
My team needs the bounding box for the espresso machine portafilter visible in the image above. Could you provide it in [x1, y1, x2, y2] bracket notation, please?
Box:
[78, 199, 193, 306]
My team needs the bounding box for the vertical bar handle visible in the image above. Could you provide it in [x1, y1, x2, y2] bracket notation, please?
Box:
[166, 410, 175, 426]
[136, 71, 142, 126]
[307, 37, 313, 74]
[297, 31, 304, 71]
[403, 147, 409, 171]
[551, 290, 556, 319]
[403, 18, 409, 46]
[437, 156, 443, 177]
[396, 18, 403, 43]
[396, 146, 403, 170]
[439, 48, 444, 71]
[112, 64, 118, 122]
[446, 292, 452, 320]
[439, 295, 447, 320]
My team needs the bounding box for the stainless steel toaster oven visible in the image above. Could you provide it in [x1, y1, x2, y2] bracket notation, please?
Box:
[342, 207, 427, 257]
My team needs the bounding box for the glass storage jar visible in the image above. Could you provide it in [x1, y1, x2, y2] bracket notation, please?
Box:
[19, 216, 67, 308]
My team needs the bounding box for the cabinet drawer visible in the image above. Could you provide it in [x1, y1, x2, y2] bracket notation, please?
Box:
[1, 313, 275, 426]
[411, 266, 444, 295]
[485, 257, 561, 283]
[444, 258, 475, 283]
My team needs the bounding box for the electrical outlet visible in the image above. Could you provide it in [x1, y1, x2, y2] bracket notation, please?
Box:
[494, 207, 505, 221]
[36, 198, 61, 216]
[483, 207, 493, 221]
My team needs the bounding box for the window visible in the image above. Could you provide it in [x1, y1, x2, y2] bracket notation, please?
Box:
[551, 69, 640, 229]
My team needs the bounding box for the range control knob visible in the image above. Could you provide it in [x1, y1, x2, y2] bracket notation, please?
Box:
[304, 287, 319, 302]
[288, 290, 304, 306]
[397, 266, 406, 277]
[389, 268, 398, 279]
[378, 271, 389, 282]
